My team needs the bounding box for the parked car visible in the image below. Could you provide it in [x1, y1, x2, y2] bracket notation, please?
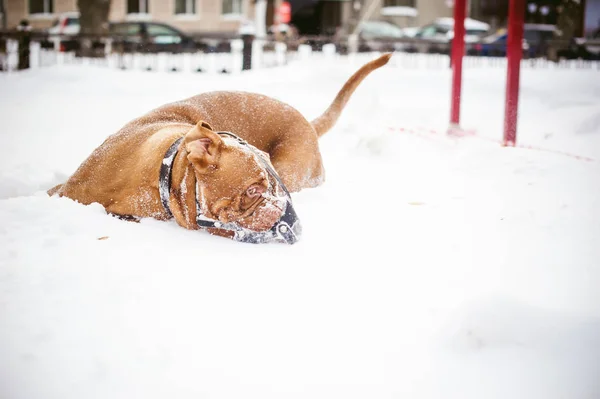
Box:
[404, 17, 489, 53]
[356, 20, 407, 52]
[40, 12, 80, 50]
[415, 17, 490, 42]
[399, 26, 420, 38]
[555, 37, 600, 60]
[48, 12, 80, 36]
[468, 24, 557, 58]
[336, 20, 407, 53]
[467, 29, 524, 57]
[578, 37, 600, 58]
[42, 14, 225, 53]
[109, 21, 207, 53]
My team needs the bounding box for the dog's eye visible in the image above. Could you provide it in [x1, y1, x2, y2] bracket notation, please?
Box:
[246, 184, 266, 198]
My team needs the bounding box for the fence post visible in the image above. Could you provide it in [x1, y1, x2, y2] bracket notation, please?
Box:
[298, 44, 312, 61]
[231, 38, 244, 72]
[275, 41, 287, 66]
[323, 42, 336, 60]
[348, 34, 358, 54]
[17, 20, 32, 70]
[242, 34, 253, 70]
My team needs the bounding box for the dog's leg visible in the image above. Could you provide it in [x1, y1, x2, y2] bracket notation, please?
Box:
[271, 158, 324, 193]
[111, 213, 141, 222]
[270, 134, 325, 193]
[47, 184, 63, 196]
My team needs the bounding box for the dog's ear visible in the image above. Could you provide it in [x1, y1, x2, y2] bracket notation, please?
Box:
[184, 120, 223, 172]
[199, 120, 213, 131]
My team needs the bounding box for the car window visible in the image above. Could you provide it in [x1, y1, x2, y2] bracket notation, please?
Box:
[466, 28, 487, 36]
[419, 25, 438, 37]
[146, 24, 179, 37]
[482, 33, 506, 44]
[539, 30, 555, 40]
[66, 17, 79, 27]
[145, 24, 183, 44]
[360, 21, 403, 38]
[111, 23, 141, 35]
[435, 25, 450, 35]
[524, 30, 541, 43]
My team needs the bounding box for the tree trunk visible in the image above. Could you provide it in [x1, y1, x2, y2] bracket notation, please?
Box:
[549, 0, 582, 62]
[77, 0, 111, 58]
[1, 0, 8, 30]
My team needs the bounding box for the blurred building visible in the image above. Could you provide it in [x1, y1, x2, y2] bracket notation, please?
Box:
[377, 0, 453, 28]
[469, 0, 591, 37]
[290, 0, 454, 35]
[1, 1, 7, 29]
[2, 0, 277, 33]
[4, 0, 598, 38]
[288, 0, 599, 37]
[582, 0, 600, 36]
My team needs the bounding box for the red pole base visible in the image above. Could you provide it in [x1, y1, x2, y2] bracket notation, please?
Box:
[503, 0, 525, 146]
[449, 0, 467, 128]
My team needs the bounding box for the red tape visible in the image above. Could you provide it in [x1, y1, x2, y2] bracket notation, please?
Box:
[388, 126, 595, 162]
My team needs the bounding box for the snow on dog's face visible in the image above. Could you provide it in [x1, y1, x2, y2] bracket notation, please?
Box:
[184, 121, 285, 237]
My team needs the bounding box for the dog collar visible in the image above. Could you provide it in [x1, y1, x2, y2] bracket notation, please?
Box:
[159, 136, 184, 219]
[159, 132, 301, 244]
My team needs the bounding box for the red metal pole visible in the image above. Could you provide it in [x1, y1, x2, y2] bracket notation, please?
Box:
[503, 0, 525, 146]
[450, 0, 466, 127]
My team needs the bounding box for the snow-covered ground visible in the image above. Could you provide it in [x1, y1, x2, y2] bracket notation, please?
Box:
[1, 53, 599, 399]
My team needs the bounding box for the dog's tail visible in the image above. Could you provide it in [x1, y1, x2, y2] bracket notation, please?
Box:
[311, 53, 392, 138]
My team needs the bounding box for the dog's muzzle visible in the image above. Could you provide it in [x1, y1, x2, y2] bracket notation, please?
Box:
[196, 196, 301, 244]
[160, 132, 301, 245]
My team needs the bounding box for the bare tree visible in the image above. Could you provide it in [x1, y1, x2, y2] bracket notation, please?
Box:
[1, 0, 7, 30]
[556, 0, 582, 40]
[77, 0, 111, 57]
[546, 0, 582, 61]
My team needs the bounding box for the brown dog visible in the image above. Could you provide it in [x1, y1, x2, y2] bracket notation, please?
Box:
[49, 53, 391, 242]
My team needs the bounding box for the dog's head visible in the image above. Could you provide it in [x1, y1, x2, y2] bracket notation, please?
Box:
[183, 121, 285, 235]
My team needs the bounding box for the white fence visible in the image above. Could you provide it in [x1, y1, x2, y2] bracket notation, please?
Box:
[2, 39, 599, 73]
[1, 39, 294, 74]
